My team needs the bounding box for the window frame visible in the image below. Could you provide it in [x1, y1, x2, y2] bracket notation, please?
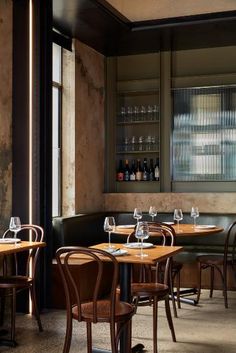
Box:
[52, 43, 62, 217]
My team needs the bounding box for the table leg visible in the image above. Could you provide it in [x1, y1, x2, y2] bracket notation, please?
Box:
[92, 263, 145, 353]
[119, 264, 145, 353]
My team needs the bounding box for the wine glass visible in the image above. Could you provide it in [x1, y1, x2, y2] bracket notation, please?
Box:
[135, 221, 149, 257]
[9, 217, 21, 238]
[173, 209, 183, 232]
[149, 206, 157, 222]
[191, 207, 199, 228]
[133, 208, 142, 225]
[103, 217, 116, 251]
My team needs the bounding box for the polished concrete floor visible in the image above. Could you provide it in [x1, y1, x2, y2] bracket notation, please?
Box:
[1, 290, 236, 353]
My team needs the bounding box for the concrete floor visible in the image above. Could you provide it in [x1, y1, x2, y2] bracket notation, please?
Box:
[1, 290, 236, 353]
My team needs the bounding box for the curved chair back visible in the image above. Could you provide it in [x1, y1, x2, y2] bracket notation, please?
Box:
[55, 246, 119, 323]
[2, 224, 44, 278]
[130, 222, 176, 285]
[224, 220, 236, 272]
[147, 222, 176, 246]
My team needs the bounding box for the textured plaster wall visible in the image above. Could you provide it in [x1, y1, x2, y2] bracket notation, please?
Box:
[0, 0, 12, 231]
[104, 193, 236, 214]
[73, 40, 105, 214]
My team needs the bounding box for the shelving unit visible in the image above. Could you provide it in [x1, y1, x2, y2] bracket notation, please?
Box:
[105, 53, 161, 193]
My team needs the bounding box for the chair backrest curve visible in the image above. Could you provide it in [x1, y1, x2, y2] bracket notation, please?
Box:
[55, 246, 119, 323]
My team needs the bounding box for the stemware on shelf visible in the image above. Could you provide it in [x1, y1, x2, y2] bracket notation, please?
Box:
[173, 209, 183, 232]
[149, 206, 157, 221]
[191, 206, 199, 228]
[9, 216, 21, 238]
[133, 208, 143, 225]
[135, 221, 149, 257]
[103, 216, 116, 250]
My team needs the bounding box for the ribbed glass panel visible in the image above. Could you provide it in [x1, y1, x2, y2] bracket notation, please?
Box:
[172, 86, 236, 181]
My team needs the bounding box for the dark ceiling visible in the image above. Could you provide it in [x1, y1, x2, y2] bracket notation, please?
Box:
[53, 0, 236, 56]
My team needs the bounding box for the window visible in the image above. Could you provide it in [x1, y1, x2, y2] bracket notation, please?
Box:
[172, 86, 236, 183]
[52, 43, 62, 217]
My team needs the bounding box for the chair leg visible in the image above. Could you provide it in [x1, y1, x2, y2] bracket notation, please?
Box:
[210, 266, 214, 298]
[153, 296, 158, 353]
[196, 262, 202, 304]
[0, 289, 6, 326]
[30, 284, 43, 331]
[176, 270, 181, 309]
[62, 312, 72, 353]
[10, 288, 16, 342]
[127, 320, 132, 353]
[222, 267, 228, 309]
[164, 296, 176, 342]
[169, 271, 177, 318]
[87, 322, 92, 353]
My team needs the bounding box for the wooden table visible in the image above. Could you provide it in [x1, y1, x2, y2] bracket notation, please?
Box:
[0, 241, 46, 255]
[92, 242, 183, 353]
[115, 223, 224, 237]
[0, 240, 46, 346]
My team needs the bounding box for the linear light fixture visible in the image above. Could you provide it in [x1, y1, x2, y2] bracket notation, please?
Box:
[29, 0, 33, 314]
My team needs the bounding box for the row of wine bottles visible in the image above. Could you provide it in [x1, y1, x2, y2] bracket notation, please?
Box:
[117, 158, 160, 181]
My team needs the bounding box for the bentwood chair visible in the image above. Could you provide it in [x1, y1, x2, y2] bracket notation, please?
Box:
[196, 220, 236, 308]
[131, 223, 177, 353]
[129, 221, 182, 316]
[153, 222, 183, 315]
[56, 246, 135, 353]
[0, 224, 44, 345]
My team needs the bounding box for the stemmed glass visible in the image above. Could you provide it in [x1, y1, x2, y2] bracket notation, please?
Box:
[9, 217, 21, 238]
[103, 217, 116, 251]
[173, 209, 183, 232]
[191, 207, 199, 228]
[149, 206, 157, 222]
[133, 208, 142, 225]
[135, 221, 149, 258]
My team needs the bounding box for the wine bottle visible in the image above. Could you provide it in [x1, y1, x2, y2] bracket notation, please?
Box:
[124, 159, 130, 181]
[149, 158, 155, 181]
[135, 159, 142, 181]
[117, 160, 124, 181]
[142, 158, 149, 181]
[154, 158, 160, 181]
[130, 159, 136, 181]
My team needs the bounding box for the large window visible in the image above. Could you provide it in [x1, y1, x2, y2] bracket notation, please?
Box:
[172, 86, 236, 183]
[52, 43, 62, 217]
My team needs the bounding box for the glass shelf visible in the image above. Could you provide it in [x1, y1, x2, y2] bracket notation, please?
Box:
[117, 119, 159, 125]
[116, 150, 159, 154]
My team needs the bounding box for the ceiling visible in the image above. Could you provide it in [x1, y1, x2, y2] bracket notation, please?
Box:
[52, 0, 236, 56]
[105, 0, 236, 22]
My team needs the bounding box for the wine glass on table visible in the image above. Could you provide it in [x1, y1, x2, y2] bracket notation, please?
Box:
[133, 208, 142, 225]
[191, 207, 199, 228]
[9, 217, 21, 238]
[103, 217, 116, 251]
[149, 206, 157, 222]
[135, 221, 149, 258]
[173, 209, 183, 233]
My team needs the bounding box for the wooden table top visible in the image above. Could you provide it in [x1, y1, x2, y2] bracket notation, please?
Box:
[115, 223, 224, 237]
[0, 241, 46, 255]
[91, 243, 183, 265]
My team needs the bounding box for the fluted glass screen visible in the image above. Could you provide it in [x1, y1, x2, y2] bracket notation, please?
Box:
[172, 86, 236, 181]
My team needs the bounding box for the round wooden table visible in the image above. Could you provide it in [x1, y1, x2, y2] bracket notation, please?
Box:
[115, 223, 224, 237]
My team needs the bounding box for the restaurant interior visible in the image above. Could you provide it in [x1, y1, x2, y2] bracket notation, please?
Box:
[0, 0, 236, 352]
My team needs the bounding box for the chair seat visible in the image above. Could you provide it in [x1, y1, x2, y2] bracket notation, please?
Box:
[131, 282, 169, 298]
[72, 300, 135, 322]
[0, 276, 33, 289]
